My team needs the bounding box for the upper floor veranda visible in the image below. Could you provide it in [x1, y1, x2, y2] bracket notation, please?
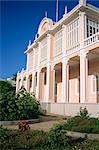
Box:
[18, 0, 99, 76]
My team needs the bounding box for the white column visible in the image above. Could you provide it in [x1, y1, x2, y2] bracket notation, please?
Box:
[62, 59, 66, 103]
[46, 63, 50, 102]
[36, 70, 40, 99]
[79, 11, 86, 49]
[66, 62, 69, 102]
[16, 72, 19, 92]
[36, 42, 41, 99]
[62, 59, 69, 103]
[46, 34, 52, 102]
[62, 24, 66, 57]
[52, 68, 55, 101]
[26, 75, 29, 92]
[31, 74, 34, 93]
[80, 52, 88, 103]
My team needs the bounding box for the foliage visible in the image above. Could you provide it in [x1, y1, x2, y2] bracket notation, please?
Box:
[16, 87, 40, 119]
[18, 120, 30, 132]
[0, 81, 40, 120]
[0, 81, 18, 121]
[63, 116, 99, 133]
[79, 106, 89, 119]
[46, 124, 68, 149]
[0, 127, 99, 150]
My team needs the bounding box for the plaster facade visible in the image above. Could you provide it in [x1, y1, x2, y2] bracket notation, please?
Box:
[16, 0, 99, 117]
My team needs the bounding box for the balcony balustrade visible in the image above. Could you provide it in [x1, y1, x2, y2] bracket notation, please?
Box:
[84, 32, 99, 47]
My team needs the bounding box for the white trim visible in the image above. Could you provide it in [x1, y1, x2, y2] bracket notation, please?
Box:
[91, 75, 99, 94]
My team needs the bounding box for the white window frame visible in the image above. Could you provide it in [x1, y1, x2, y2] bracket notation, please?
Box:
[67, 18, 79, 50]
[34, 48, 38, 68]
[41, 38, 47, 61]
[86, 17, 99, 38]
[91, 75, 99, 94]
[54, 30, 62, 56]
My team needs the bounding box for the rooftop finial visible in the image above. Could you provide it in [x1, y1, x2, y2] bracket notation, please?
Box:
[45, 11, 48, 18]
[65, 5, 67, 14]
[79, 0, 86, 6]
[28, 40, 31, 46]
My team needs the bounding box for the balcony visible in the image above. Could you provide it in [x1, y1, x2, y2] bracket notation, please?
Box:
[84, 32, 99, 47]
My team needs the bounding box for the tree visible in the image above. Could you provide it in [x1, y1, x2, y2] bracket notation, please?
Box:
[0, 81, 40, 121]
[0, 81, 18, 121]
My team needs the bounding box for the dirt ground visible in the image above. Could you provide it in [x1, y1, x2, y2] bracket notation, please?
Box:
[3, 120, 64, 131]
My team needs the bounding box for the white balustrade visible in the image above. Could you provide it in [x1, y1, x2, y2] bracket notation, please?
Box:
[84, 32, 99, 47]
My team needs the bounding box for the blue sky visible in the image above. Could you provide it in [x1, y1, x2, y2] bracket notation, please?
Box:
[1, 0, 99, 79]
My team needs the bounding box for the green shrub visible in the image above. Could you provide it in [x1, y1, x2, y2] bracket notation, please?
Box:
[63, 116, 99, 134]
[16, 88, 40, 119]
[0, 81, 41, 121]
[0, 81, 18, 121]
[45, 124, 69, 149]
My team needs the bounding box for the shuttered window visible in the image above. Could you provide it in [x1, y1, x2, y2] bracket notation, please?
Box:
[54, 30, 62, 56]
[67, 18, 79, 50]
[41, 38, 47, 61]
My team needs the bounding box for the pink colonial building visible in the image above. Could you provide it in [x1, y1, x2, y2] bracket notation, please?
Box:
[16, 0, 99, 117]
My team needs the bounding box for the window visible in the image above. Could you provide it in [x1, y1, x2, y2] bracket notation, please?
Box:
[34, 48, 38, 68]
[27, 51, 33, 70]
[96, 75, 99, 92]
[67, 18, 79, 50]
[44, 71, 46, 85]
[41, 38, 47, 61]
[92, 75, 99, 93]
[35, 72, 37, 87]
[55, 81, 57, 96]
[54, 30, 62, 56]
[86, 17, 99, 38]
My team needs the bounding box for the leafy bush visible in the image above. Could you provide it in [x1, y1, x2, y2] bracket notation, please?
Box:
[0, 81, 40, 121]
[46, 124, 68, 149]
[63, 116, 99, 133]
[0, 81, 18, 121]
[16, 88, 40, 119]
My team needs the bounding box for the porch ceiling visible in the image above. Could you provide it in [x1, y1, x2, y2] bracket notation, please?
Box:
[69, 56, 80, 67]
[88, 48, 99, 61]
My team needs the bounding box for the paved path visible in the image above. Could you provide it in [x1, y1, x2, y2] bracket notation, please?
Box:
[3, 120, 63, 131]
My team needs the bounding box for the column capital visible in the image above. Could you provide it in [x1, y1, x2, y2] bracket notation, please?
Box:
[47, 33, 53, 38]
[62, 24, 66, 29]
[62, 58, 69, 65]
[79, 11, 86, 16]
[79, 50, 88, 57]
[83, 51, 88, 58]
